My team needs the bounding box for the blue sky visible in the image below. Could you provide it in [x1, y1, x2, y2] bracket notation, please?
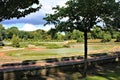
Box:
[1, 0, 68, 31]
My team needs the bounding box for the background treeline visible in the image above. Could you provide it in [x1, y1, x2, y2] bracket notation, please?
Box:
[0, 24, 120, 43]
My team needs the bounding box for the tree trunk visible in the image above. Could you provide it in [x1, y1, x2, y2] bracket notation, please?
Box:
[83, 30, 88, 77]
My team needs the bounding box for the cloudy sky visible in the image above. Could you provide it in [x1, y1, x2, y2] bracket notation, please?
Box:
[1, 0, 68, 31]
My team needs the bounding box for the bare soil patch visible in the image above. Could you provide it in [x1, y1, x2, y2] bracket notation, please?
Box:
[0, 52, 14, 65]
[0, 52, 11, 59]
[26, 47, 46, 51]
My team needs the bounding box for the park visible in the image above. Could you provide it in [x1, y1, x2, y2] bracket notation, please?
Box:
[0, 0, 120, 80]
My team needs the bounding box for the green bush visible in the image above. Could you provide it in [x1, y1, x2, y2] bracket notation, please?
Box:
[20, 43, 28, 48]
[101, 33, 111, 42]
[63, 44, 70, 48]
[115, 35, 120, 42]
[11, 35, 20, 48]
[46, 43, 63, 49]
[34, 42, 64, 49]
[77, 38, 83, 42]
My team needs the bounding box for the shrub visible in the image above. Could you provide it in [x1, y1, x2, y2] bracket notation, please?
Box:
[115, 35, 120, 42]
[46, 43, 63, 49]
[77, 38, 83, 42]
[20, 43, 28, 48]
[101, 32, 111, 42]
[11, 35, 20, 48]
[63, 44, 70, 48]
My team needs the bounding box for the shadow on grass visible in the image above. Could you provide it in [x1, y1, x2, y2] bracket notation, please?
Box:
[94, 62, 120, 80]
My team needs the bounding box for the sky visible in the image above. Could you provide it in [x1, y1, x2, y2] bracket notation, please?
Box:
[1, 0, 68, 31]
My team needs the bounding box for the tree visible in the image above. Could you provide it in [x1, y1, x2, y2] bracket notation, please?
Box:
[11, 35, 20, 47]
[101, 32, 112, 42]
[55, 33, 64, 40]
[91, 26, 104, 39]
[6, 27, 19, 39]
[48, 28, 57, 39]
[0, 24, 6, 40]
[18, 31, 30, 40]
[64, 32, 72, 40]
[44, 0, 120, 77]
[34, 29, 46, 40]
[115, 33, 120, 42]
[0, 24, 5, 46]
[71, 30, 83, 42]
[0, 0, 41, 22]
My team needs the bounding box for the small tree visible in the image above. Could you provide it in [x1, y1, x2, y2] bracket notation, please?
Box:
[11, 35, 20, 48]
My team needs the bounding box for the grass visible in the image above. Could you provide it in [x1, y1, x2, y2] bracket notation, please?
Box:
[82, 76, 107, 80]
[82, 63, 120, 80]
[0, 41, 120, 61]
[5, 48, 84, 61]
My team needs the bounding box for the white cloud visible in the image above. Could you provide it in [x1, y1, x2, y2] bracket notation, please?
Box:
[40, 0, 68, 14]
[20, 24, 40, 31]
[40, 25, 55, 31]
[20, 23, 55, 31]
[2, 0, 68, 25]
[2, 0, 68, 30]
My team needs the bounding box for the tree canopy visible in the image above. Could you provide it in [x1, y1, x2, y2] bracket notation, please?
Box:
[0, 0, 41, 22]
[0, 24, 5, 40]
[44, 0, 119, 32]
[44, 0, 120, 77]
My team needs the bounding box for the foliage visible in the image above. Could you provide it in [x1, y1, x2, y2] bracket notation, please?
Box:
[20, 43, 28, 48]
[101, 32, 112, 42]
[6, 27, 19, 39]
[33, 42, 64, 49]
[116, 35, 120, 42]
[48, 28, 57, 39]
[54, 33, 64, 40]
[32, 29, 47, 40]
[91, 26, 104, 39]
[64, 32, 72, 40]
[0, 0, 41, 22]
[45, 43, 64, 49]
[11, 35, 20, 47]
[44, 0, 119, 32]
[44, 0, 119, 77]
[77, 38, 84, 42]
[0, 25, 120, 42]
[0, 24, 6, 40]
[107, 28, 120, 39]
[71, 29, 84, 42]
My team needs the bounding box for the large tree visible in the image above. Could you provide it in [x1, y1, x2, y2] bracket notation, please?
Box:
[0, 24, 6, 40]
[44, 0, 120, 77]
[6, 27, 19, 39]
[0, 0, 41, 22]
